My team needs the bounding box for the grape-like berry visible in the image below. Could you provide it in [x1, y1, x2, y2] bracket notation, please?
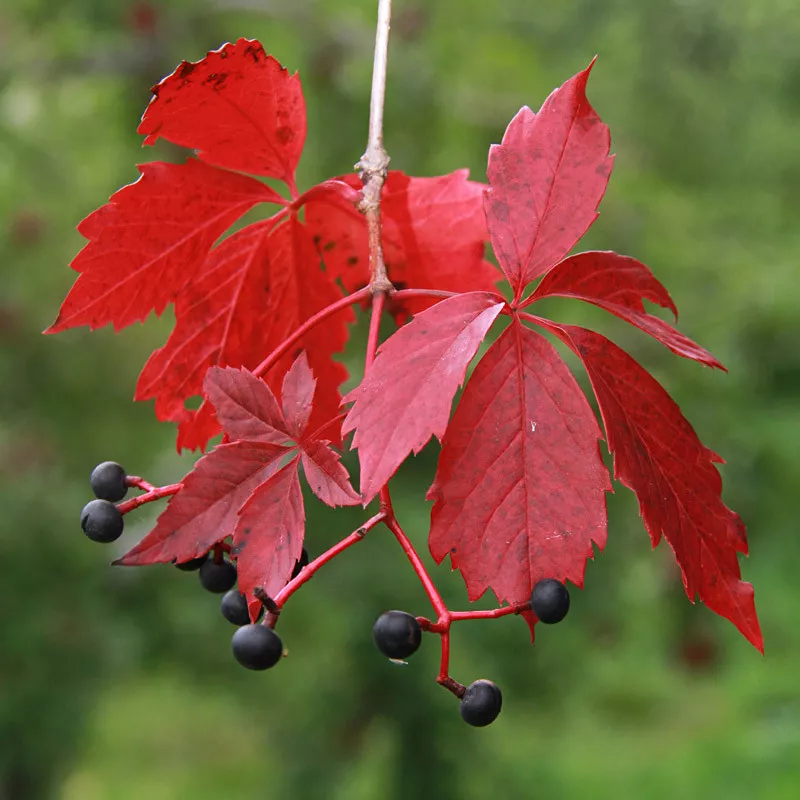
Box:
[231, 624, 283, 670]
[199, 558, 237, 593]
[175, 554, 208, 572]
[221, 590, 251, 626]
[80, 499, 124, 543]
[90, 461, 128, 502]
[459, 679, 503, 727]
[531, 578, 570, 624]
[291, 547, 309, 579]
[372, 610, 422, 660]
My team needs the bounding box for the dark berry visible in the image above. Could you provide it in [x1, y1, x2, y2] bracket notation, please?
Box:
[291, 547, 309, 579]
[198, 558, 237, 593]
[460, 679, 503, 727]
[531, 578, 570, 624]
[231, 624, 283, 670]
[175, 554, 208, 572]
[221, 590, 251, 626]
[80, 499, 124, 543]
[89, 461, 128, 502]
[372, 610, 422, 660]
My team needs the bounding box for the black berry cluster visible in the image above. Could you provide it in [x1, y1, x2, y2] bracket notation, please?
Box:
[78, 466, 574, 719]
[81, 461, 128, 543]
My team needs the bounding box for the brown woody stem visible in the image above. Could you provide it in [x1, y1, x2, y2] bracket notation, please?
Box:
[357, 0, 393, 293]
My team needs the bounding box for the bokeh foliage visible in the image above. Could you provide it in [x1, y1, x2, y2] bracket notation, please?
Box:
[1, 1, 799, 798]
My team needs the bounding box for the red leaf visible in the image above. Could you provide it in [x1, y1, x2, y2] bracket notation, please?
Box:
[148, 216, 353, 453]
[304, 171, 497, 310]
[484, 61, 613, 298]
[203, 361, 358, 507]
[139, 39, 306, 183]
[116, 441, 289, 565]
[527, 251, 724, 368]
[135, 220, 278, 425]
[301, 441, 360, 507]
[233, 458, 305, 602]
[176, 401, 220, 452]
[46, 160, 280, 333]
[264, 217, 352, 444]
[549, 323, 762, 651]
[428, 318, 611, 605]
[281, 351, 316, 440]
[203, 365, 288, 444]
[343, 292, 505, 503]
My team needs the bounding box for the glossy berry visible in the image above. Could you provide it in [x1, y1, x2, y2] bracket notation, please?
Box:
[175, 554, 208, 572]
[531, 578, 570, 624]
[231, 624, 283, 670]
[80, 499, 124, 543]
[221, 590, 251, 626]
[198, 558, 237, 593]
[90, 461, 128, 502]
[460, 679, 503, 727]
[373, 610, 422, 660]
[291, 547, 309, 579]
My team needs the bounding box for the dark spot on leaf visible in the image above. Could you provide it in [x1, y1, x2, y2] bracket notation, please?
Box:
[244, 44, 263, 63]
[323, 241, 337, 252]
[347, 256, 359, 266]
[276, 126, 294, 144]
[177, 61, 196, 79]
[205, 72, 228, 89]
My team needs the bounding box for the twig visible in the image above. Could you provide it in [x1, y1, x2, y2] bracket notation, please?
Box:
[357, 0, 394, 293]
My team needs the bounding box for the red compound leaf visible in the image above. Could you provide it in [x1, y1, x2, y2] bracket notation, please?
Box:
[233, 458, 305, 605]
[207, 358, 358, 505]
[547, 323, 763, 651]
[343, 292, 506, 504]
[139, 38, 306, 183]
[428, 318, 611, 605]
[484, 60, 613, 299]
[116, 440, 290, 565]
[45, 161, 280, 334]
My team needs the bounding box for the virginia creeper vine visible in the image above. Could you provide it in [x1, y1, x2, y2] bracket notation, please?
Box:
[55, 0, 761, 730]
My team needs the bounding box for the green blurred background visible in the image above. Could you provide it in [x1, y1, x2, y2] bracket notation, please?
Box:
[2, 0, 798, 797]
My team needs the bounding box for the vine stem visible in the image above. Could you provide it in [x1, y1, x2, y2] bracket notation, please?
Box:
[252, 286, 371, 379]
[357, 0, 393, 293]
[266, 512, 387, 623]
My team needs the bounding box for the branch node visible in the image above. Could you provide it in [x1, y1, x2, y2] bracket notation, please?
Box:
[437, 675, 466, 699]
[254, 588, 280, 616]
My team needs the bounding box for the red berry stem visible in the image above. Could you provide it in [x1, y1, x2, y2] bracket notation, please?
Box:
[271, 511, 388, 614]
[125, 475, 156, 492]
[116, 482, 181, 515]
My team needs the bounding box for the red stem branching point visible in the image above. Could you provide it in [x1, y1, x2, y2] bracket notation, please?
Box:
[117, 482, 181, 515]
[126, 475, 156, 492]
